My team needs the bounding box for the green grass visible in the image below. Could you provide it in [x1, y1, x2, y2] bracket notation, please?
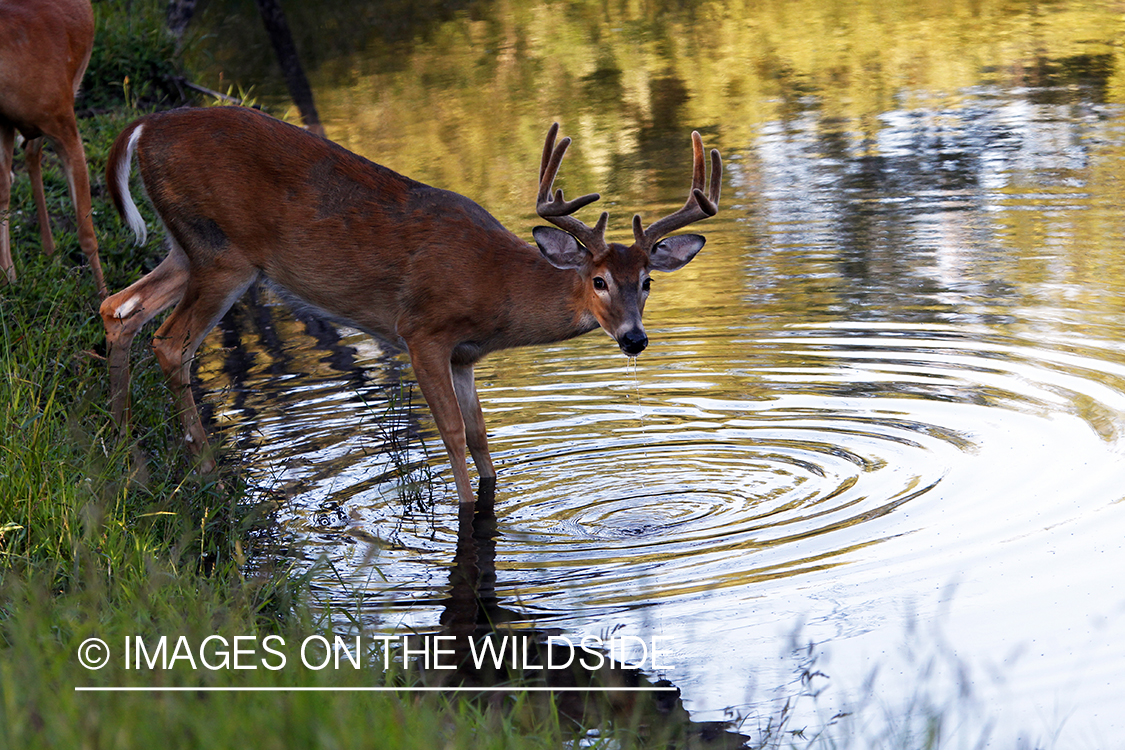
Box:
[1, 5, 1002, 747]
[0, 128, 590, 750]
[0, 5, 687, 748]
[82, 0, 186, 112]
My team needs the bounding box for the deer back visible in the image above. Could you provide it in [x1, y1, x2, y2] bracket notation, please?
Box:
[0, 0, 94, 134]
[107, 106, 590, 356]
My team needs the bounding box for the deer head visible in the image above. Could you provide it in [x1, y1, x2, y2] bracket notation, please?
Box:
[533, 123, 722, 355]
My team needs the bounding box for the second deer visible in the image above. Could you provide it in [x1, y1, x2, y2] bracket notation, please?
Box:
[0, 0, 106, 296]
[101, 107, 721, 504]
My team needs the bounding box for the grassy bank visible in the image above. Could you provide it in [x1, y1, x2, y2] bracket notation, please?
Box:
[2, 4, 1007, 749]
[0, 227, 658, 749]
[0, 3, 588, 748]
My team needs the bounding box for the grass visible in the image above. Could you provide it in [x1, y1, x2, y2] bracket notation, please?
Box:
[1, 4, 1015, 748]
[0, 119, 599, 750]
[0, 4, 701, 748]
[82, 0, 186, 112]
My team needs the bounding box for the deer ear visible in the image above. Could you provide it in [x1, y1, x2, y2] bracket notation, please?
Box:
[533, 226, 589, 270]
[649, 234, 705, 272]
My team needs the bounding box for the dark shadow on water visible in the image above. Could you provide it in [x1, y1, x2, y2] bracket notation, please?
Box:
[407, 479, 752, 748]
[200, 288, 424, 485]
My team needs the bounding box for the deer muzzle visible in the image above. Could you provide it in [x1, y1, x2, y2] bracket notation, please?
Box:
[618, 328, 648, 356]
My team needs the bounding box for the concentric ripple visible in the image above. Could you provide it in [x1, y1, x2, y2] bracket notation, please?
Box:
[464, 320, 1123, 616]
[492, 416, 950, 608]
[200, 311, 1125, 632]
[191, 285, 1125, 750]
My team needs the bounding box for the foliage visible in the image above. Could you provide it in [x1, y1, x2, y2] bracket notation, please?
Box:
[0, 10, 693, 749]
[81, 0, 189, 111]
[0, 118, 576, 750]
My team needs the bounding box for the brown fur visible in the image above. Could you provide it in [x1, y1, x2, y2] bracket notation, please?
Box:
[101, 108, 718, 503]
[0, 0, 104, 295]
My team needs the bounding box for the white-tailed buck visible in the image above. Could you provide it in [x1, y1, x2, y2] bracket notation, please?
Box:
[101, 107, 721, 504]
[0, 0, 106, 296]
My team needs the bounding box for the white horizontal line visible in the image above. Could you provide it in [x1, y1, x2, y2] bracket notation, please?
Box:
[75, 686, 676, 693]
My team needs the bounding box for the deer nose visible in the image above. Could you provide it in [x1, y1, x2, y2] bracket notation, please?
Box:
[619, 329, 648, 355]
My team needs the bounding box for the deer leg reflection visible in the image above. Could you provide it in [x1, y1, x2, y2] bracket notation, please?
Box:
[404, 481, 751, 745]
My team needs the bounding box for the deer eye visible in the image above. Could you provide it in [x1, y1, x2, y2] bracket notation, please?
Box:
[642, 278, 651, 292]
[593, 277, 607, 290]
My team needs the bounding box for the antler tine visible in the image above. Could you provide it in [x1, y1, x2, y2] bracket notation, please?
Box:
[690, 129, 706, 192]
[539, 122, 561, 187]
[536, 123, 607, 255]
[633, 130, 722, 251]
[539, 122, 562, 186]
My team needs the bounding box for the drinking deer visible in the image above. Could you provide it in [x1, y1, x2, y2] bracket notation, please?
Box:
[0, 0, 106, 296]
[100, 107, 721, 504]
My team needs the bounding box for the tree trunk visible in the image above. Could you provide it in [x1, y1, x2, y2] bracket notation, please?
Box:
[165, 0, 325, 138]
[166, 0, 197, 42]
[253, 0, 325, 137]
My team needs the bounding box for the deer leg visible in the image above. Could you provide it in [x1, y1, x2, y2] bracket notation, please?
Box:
[100, 243, 192, 430]
[451, 362, 495, 481]
[150, 259, 258, 473]
[24, 137, 54, 256]
[1, 125, 14, 284]
[408, 345, 476, 504]
[51, 118, 105, 296]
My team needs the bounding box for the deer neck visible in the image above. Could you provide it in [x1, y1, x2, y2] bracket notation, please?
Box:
[511, 237, 602, 334]
[445, 233, 599, 365]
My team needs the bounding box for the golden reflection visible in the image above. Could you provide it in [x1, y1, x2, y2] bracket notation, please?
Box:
[188, 0, 1125, 518]
[191, 2, 1115, 184]
[191, 0, 1125, 329]
[179, 7, 1125, 730]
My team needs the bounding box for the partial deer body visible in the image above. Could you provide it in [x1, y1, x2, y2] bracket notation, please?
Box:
[0, 0, 105, 295]
[101, 107, 720, 503]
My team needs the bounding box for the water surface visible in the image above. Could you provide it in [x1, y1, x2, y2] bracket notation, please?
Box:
[188, 1, 1125, 744]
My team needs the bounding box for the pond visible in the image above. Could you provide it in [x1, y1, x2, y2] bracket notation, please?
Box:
[186, 0, 1125, 745]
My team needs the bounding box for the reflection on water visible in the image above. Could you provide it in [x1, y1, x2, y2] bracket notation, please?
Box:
[187, 0, 1125, 745]
[401, 479, 750, 747]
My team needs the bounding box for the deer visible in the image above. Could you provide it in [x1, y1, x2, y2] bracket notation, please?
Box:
[0, 0, 106, 296]
[100, 106, 721, 504]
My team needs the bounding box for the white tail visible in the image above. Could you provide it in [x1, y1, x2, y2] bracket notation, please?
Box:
[113, 125, 149, 247]
[100, 107, 721, 504]
[0, 0, 105, 296]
